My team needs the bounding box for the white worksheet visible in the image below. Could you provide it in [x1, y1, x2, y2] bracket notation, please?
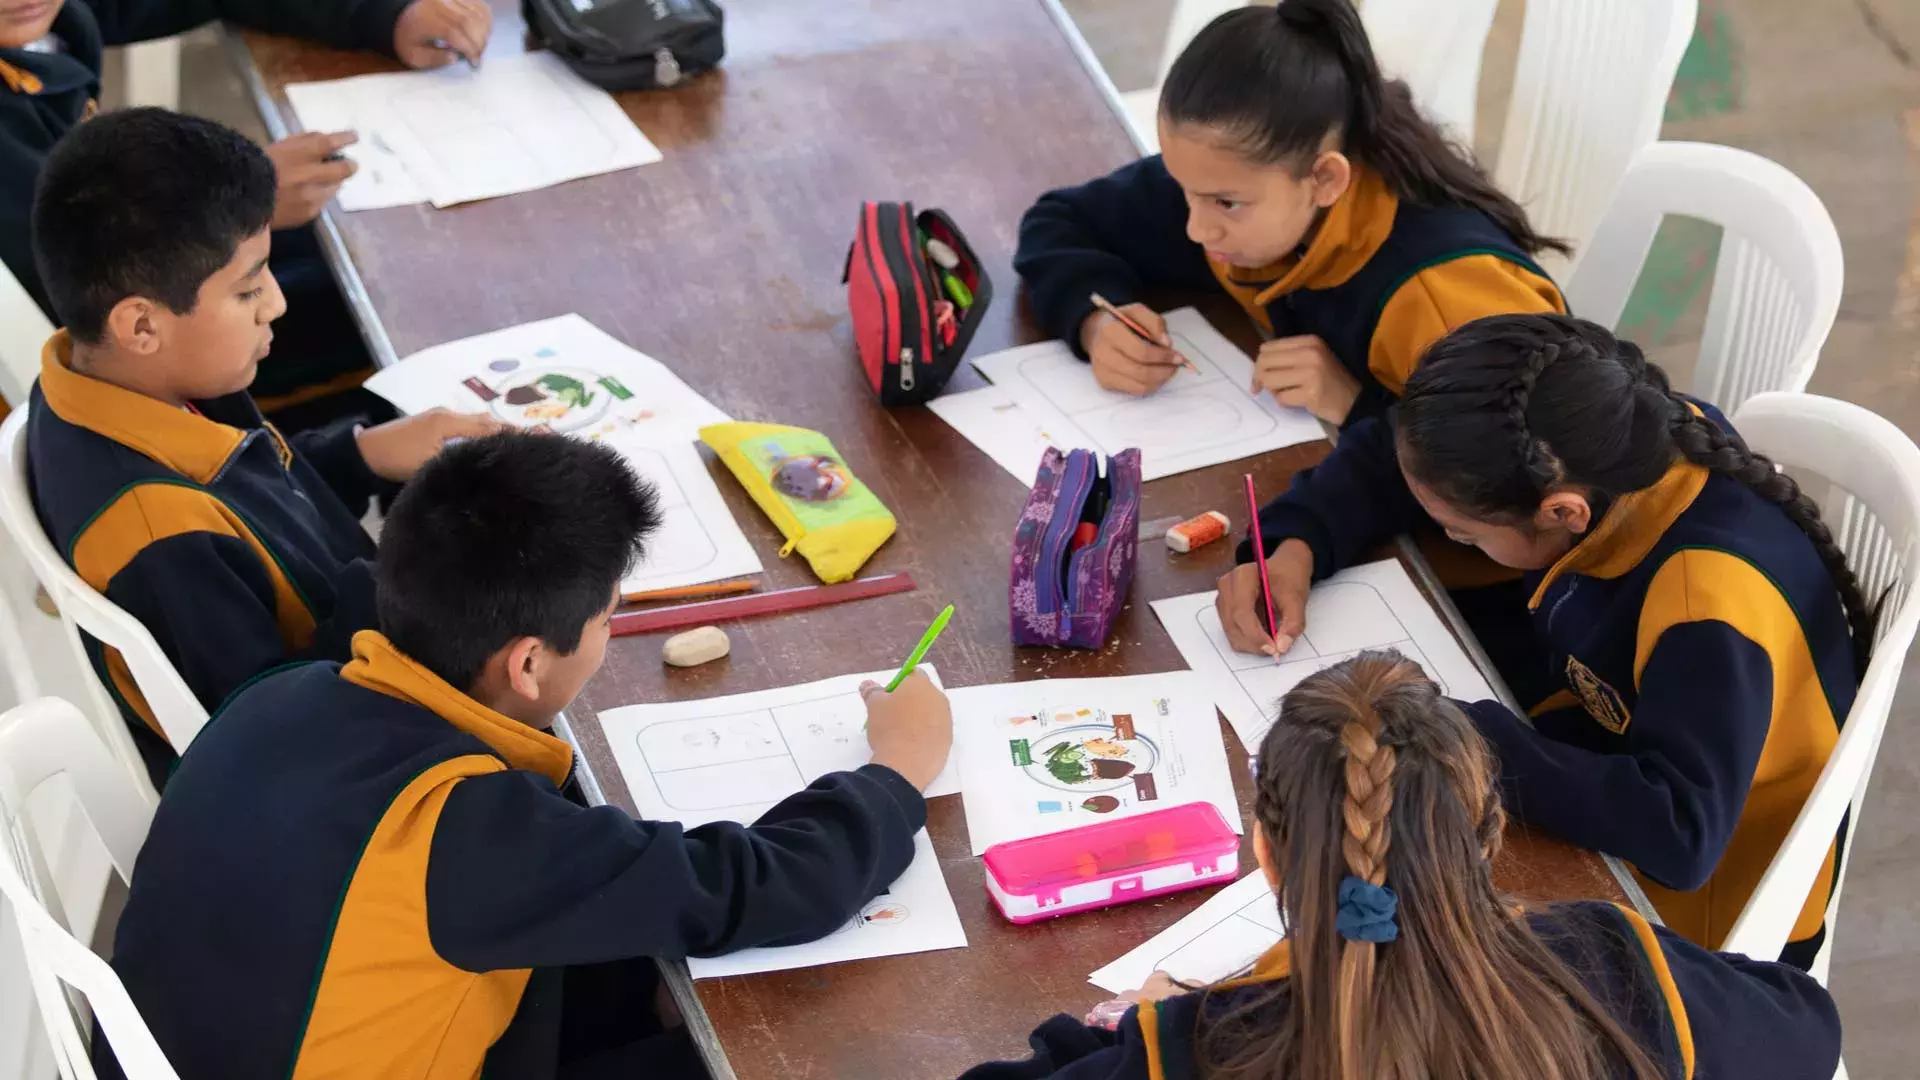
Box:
[683, 831, 965, 979]
[285, 51, 662, 210]
[597, 668, 960, 828]
[1150, 560, 1496, 751]
[953, 308, 1325, 483]
[367, 315, 762, 595]
[924, 385, 1059, 486]
[1089, 872, 1284, 994]
[597, 668, 966, 977]
[948, 672, 1242, 855]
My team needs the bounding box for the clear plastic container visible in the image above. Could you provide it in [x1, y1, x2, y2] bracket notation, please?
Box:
[981, 802, 1240, 923]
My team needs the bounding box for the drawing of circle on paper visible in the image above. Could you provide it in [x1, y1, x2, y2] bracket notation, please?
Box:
[1022, 724, 1160, 793]
[486, 365, 617, 431]
[858, 900, 910, 926]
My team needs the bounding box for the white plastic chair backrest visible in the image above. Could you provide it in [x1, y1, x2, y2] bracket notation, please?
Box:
[1718, 393, 1920, 976]
[0, 258, 53, 411]
[0, 409, 209, 757]
[1566, 141, 1843, 416]
[1359, 0, 1499, 142]
[0, 697, 171, 1080]
[1494, 0, 1697, 277]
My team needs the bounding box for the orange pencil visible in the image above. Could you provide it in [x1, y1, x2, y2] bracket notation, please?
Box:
[1090, 293, 1200, 374]
[622, 579, 760, 605]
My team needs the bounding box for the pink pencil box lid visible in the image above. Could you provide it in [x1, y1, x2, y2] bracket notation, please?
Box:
[981, 802, 1240, 924]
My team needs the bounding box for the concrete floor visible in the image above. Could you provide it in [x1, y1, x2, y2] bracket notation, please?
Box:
[140, 0, 1918, 1073]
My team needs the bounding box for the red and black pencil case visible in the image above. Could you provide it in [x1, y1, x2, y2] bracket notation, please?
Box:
[844, 202, 992, 405]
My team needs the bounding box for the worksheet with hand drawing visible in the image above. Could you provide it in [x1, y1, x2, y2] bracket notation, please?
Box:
[285, 52, 662, 210]
[946, 308, 1326, 484]
[365, 315, 763, 595]
[1151, 559, 1496, 751]
[1089, 872, 1284, 994]
[596, 669, 965, 978]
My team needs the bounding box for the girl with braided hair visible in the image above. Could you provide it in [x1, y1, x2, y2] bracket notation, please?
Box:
[962, 653, 1840, 1080]
[1013, 0, 1564, 421]
[1219, 313, 1868, 968]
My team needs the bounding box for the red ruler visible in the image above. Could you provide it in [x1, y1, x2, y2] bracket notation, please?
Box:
[611, 572, 918, 638]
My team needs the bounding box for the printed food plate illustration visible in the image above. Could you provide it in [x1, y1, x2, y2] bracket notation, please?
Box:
[1020, 724, 1160, 793]
[485, 366, 620, 431]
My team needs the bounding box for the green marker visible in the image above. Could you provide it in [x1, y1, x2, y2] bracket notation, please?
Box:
[885, 604, 955, 692]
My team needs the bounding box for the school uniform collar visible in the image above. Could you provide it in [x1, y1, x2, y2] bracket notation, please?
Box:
[37, 330, 267, 485]
[1526, 459, 1711, 609]
[1216, 940, 1294, 990]
[1209, 166, 1398, 304]
[342, 631, 574, 786]
[1, 3, 102, 97]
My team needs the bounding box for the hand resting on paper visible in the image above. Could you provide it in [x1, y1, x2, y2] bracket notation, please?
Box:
[1079, 303, 1181, 396]
[1121, 971, 1189, 1005]
[1251, 334, 1361, 424]
[861, 670, 953, 791]
[266, 132, 358, 229]
[1216, 538, 1313, 657]
[394, 0, 494, 70]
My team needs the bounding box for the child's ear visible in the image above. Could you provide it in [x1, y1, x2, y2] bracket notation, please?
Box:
[1253, 826, 1282, 892]
[1535, 490, 1593, 535]
[1307, 151, 1352, 209]
[502, 636, 546, 703]
[105, 297, 163, 356]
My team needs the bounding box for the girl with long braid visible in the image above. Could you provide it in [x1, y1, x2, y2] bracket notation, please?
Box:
[962, 654, 1840, 1080]
[1218, 314, 1868, 967]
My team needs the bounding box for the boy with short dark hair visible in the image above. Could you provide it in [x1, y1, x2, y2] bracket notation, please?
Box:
[27, 107, 495, 782]
[2, 0, 493, 424]
[105, 432, 955, 1079]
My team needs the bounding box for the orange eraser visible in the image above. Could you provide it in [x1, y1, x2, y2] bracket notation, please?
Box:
[1165, 511, 1230, 553]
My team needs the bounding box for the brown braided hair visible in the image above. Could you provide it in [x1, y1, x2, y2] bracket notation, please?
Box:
[1397, 313, 1875, 677]
[1197, 652, 1664, 1080]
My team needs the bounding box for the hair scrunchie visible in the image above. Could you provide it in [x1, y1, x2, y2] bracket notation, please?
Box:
[1336, 875, 1399, 943]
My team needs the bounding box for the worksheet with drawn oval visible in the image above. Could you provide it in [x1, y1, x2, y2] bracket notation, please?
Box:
[1150, 559, 1497, 751]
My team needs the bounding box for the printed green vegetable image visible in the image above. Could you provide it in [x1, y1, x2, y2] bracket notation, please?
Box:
[1044, 741, 1092, 785]
[536, 373, 596, 409]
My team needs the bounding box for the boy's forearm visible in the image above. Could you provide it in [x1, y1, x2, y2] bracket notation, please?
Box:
[83, 0, 411, 54]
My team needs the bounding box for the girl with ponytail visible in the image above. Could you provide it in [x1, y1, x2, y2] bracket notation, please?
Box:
[1220, 312, 1868, 969]
[1014, 0, 1565, 423]
[962, 653, 1842, 1080]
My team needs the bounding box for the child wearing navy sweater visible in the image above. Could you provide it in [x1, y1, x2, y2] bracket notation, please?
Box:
[101, 432, 956, 1078]
[965, 653, 1842, 1080]
[1014, 0, 1564, 424]
[1218, 315, 1869, 968]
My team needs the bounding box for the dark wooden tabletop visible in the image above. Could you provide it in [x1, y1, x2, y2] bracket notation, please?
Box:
[234, 3, 1628, 1077]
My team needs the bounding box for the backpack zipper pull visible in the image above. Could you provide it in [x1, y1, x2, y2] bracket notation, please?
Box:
[653, 48, 682, 87]
[898, 347, 916, 392]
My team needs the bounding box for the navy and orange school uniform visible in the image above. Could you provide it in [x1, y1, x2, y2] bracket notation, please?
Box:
[1014, 159, 1566, 425]
[960, 901, 1842, 1080]
[27, 332, 386, 785]
[101, 631, 925, 1079]
[1243, 407, 1857, 966]
[0, 0, 402, 420]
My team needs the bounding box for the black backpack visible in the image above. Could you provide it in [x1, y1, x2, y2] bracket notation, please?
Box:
[521, 0, 725, 92]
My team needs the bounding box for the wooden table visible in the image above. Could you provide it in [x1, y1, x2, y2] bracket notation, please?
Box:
[229, 4, 1637, 1077]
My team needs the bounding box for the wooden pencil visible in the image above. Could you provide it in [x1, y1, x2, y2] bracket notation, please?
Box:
[622, 579, 761, 605]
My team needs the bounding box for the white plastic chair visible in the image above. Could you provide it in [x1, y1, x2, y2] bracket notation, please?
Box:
[0, 255, 53, 411]
[0, 697, 171, 1080]
[1566, 141, 1843, 416]
[1360, 0, 1499, 142]
[1493, 0, 1698, 277]
[0, 409, 209, 763]
[1719, 393, 1920, 986]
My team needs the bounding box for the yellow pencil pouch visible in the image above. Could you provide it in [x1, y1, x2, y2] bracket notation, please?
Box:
[699, 421, 896, 582]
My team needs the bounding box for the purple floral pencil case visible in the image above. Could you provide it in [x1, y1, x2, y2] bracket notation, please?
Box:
[1010, 447, 1142, 649]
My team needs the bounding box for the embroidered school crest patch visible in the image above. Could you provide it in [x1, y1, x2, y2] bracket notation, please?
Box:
[1566, 656, 1632, 735]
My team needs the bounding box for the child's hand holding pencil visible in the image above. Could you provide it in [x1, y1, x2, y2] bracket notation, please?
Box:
[1080, 295, 1197, 396]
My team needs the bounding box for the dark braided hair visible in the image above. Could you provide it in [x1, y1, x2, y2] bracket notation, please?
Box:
[1161, 0, 1569, 257]
[1396, 314, 1874, 677]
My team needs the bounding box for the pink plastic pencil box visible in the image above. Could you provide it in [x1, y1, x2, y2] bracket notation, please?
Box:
[981, 803, 1240, 924]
